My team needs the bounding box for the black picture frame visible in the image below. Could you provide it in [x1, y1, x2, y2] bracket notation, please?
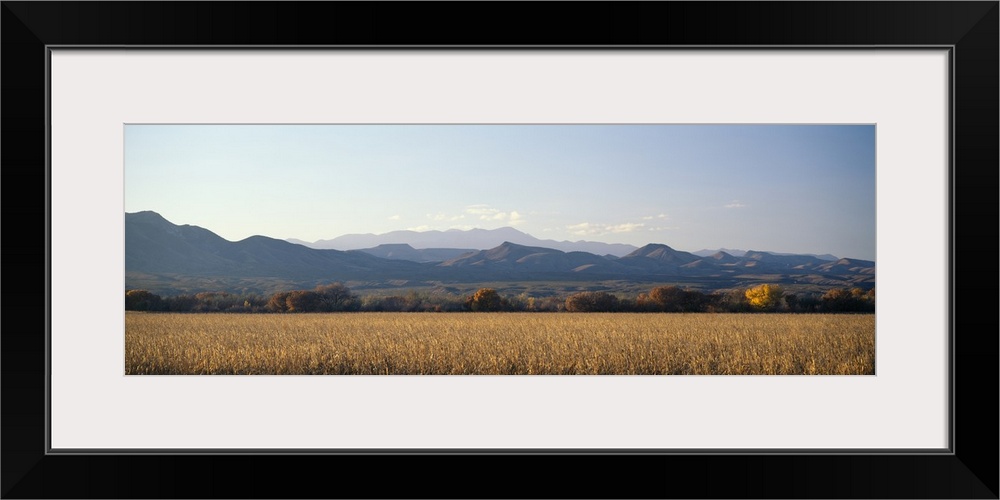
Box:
[3, 2, 997, 498]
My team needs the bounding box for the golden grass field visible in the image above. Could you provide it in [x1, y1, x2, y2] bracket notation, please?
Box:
[125, 312, 874, 375]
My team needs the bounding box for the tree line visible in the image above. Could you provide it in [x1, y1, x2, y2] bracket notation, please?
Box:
[125, 283, 875, 313]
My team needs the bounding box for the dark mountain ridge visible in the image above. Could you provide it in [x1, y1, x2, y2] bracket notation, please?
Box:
[355, 243, 476, 263]
[438, 241, 629, 275]
[126, 211, 427, 281]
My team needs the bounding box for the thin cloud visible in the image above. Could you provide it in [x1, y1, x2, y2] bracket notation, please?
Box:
[610, 223, 644, 233]
[724, 200, 747, 209]
[427, 212, 466, 222]
[465, 204, 500, 216]
[567, 222, 645, 236]
[466, 205, 524, 225]
[388, 215, 401, 220]
[410, 205, 525, 231]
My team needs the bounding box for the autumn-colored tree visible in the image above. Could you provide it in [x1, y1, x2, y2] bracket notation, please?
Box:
[637, 286, 708, 312]
[266, 292, 292, 312]
[285, 290, 322, 312]
[638, 285, 684, 312]
[821, 287, 874, 312]
[565, 291, 620, 312]
[466, 288, 504, 312]
[745, 284, 783, 311]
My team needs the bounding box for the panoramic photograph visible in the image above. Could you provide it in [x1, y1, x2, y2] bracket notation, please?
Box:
[124, 124, 876, 375]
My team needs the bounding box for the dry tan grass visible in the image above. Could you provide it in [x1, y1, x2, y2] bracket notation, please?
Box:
[125, 312, 875, 375]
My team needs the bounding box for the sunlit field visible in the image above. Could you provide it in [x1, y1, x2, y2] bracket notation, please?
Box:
[125, 312, 874, 375]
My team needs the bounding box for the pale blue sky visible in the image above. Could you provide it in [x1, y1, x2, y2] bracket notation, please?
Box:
[125, 124, 876, 260]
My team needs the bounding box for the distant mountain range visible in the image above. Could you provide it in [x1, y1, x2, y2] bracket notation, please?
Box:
[126, 211, 875, 295]
[288, 227, 640, 257]
[692, 248, 840, 261]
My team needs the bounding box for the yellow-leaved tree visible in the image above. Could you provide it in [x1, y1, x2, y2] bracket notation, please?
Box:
[745, 284, 783, 311]
[466, 288, 504, 312]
